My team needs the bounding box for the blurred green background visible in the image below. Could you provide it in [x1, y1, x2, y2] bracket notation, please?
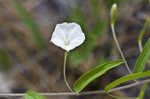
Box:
[0, 0, 150, 99]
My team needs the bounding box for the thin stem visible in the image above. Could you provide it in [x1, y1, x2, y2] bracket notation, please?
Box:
[111, 24, 133, 75]
[138, 41, 143, 52]
[0, 79, 149, 97]
[63, 52, 73, 92]
[106, 93, 136, 99]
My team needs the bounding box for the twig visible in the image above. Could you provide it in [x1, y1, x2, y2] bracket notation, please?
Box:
[0, 79, 150, 97]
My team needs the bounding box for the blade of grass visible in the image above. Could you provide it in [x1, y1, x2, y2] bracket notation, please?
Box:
[138, 20, 149, 52]
[105, 70, 150, 92]
[133, 38, 150, 73]
[138, 83, 148, 99]
[73, 59, 125, 92]
[11, 0, 45, 50]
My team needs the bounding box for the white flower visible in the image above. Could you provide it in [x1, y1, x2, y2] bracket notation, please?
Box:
[50, 22, 85, 52]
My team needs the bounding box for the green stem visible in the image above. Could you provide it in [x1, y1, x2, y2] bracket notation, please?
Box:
[111, 24, 133, 74]
[138, 41, 143, 53]
[63, 52, 73, 92]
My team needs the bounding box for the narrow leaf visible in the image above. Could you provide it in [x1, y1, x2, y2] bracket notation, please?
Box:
[73, 60, 125, 92]
[105, 70, 150, 92]
[24, 90, 46, 99]
[133, 38, 150, 73]
[138, 20, 149, 52]
[138, 83, 148, 99]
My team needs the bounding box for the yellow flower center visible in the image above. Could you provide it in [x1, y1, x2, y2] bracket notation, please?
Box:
[64, 40, 70, 46]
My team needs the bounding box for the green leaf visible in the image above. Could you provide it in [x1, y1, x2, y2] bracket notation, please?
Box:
[138, 20, 149, 52]
[133, 38, 150, 73]
[24, 90, 46, 99]
[73, 59, 125, 92]
[105, 70, 150, 92]
[138, 83, 148, 99]
[11, 0, 45, 50]
[25, 94, 34, 99]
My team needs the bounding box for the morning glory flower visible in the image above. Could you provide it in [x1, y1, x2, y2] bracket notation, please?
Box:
[50, 22, 85, 52]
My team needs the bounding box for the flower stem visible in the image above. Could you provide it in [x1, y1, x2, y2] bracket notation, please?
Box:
[63, 52, 73, 92]
[111, 24, 133, 74]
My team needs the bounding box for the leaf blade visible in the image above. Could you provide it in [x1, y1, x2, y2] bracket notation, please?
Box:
[24, 90, 46, 99]
[105, 70, 150, 92]
[133, 38, 150, 73]
[73, 60, 125, 92]
[138, 83, 148, 99]
[138, 20, 149, 52]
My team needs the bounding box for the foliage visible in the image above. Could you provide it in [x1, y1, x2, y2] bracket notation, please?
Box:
[13, 1, 150, 99]
[105, 70, 150, 92]
[24, 90, 46, 99]
[138, 20, 149, 52]
[138, 83, 148, 99]
[73, 60, 124, 92]
[133, 38, 150, 73]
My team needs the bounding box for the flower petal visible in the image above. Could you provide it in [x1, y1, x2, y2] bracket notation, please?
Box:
[50, 22, 85, 51]
[51, 36, 66, 50]
[70, 34, 85, 50]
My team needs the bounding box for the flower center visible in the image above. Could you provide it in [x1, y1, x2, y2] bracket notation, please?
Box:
[64, 40, 70, 46]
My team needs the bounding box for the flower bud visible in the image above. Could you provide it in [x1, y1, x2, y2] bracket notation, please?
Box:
[111, 3, 117, 25]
